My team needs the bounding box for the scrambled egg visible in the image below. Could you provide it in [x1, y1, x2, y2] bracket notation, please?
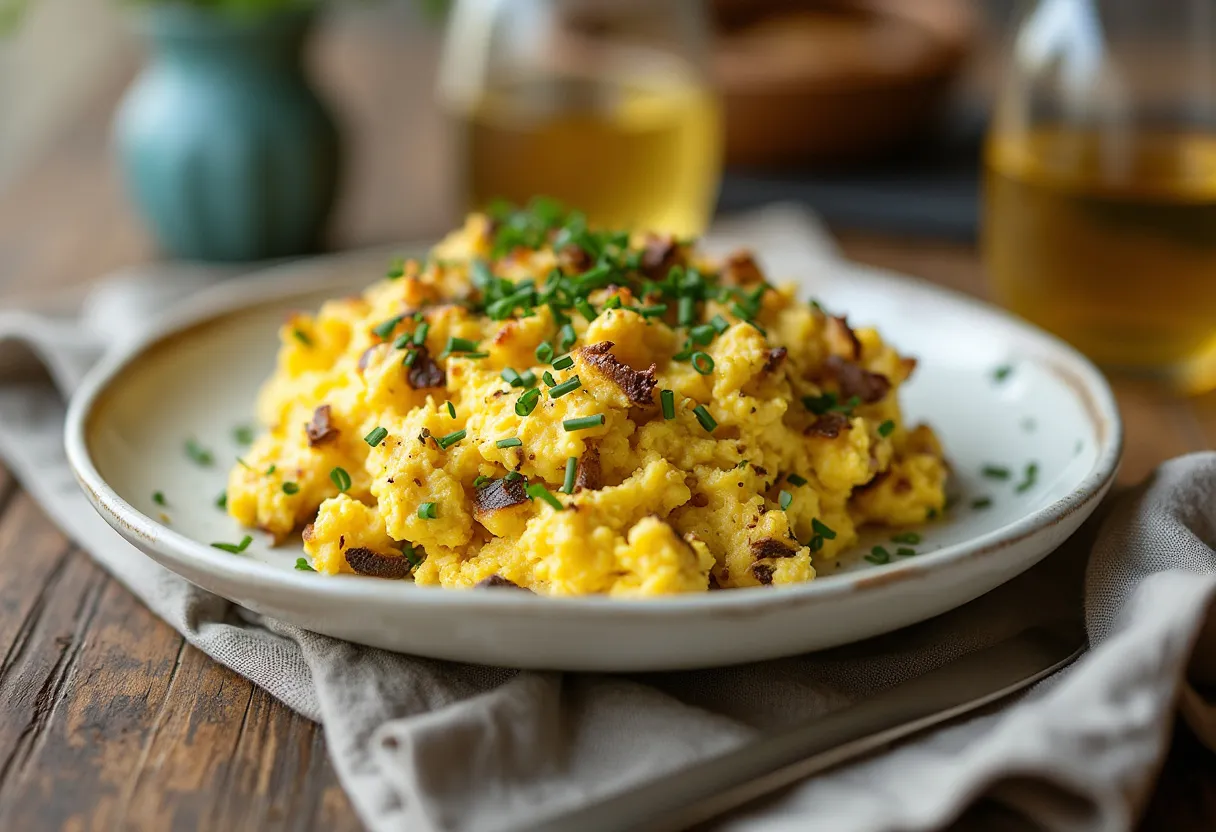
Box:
[227, 203, 947, 595]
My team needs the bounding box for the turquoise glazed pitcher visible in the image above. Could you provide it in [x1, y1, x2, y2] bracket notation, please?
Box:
[115, 5, 341, 262]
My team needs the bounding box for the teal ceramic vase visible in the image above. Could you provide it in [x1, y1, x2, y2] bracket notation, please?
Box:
[115, 5, 341, 262]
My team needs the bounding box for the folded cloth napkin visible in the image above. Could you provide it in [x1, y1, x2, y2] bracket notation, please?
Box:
[1, 208, 1214, 832]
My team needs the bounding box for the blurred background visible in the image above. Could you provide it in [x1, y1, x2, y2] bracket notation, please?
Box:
[4, 0, 1216, 391]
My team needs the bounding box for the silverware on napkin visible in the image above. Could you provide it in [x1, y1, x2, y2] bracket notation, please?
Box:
[534, 622, 1086, 832]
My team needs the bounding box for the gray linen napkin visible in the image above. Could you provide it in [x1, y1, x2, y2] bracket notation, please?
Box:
[2, 210, 1215, 832]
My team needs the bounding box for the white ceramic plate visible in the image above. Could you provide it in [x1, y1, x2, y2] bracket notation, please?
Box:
[65, 242, 1121, 671]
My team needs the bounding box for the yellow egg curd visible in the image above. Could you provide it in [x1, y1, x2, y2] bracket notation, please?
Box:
[227, 201, 947, 595]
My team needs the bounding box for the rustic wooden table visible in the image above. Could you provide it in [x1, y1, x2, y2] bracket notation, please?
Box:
[0, 19, 1213, 832]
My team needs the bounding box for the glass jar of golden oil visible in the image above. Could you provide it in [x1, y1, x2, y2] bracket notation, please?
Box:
[983, 0, 1216, 391]
[438, 0, 722, 237]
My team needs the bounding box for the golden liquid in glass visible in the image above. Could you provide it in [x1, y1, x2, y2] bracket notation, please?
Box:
[458, 74, 721, 237]
[984, 129, 1216, 388]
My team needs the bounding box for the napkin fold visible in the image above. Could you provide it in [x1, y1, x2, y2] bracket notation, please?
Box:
[1, 208, 1214, 832]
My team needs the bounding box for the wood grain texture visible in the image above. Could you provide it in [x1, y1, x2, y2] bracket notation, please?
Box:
[0, 16, 1212, 832]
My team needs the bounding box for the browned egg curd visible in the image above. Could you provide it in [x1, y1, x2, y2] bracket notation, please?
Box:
[984, 128, 1216, 391]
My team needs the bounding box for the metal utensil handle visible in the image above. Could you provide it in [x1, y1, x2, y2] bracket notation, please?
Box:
[532, 623, 1085, 832]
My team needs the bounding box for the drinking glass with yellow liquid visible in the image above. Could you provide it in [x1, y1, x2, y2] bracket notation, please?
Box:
[984, 0, 1216, 391]
[438, 0, 721, 237]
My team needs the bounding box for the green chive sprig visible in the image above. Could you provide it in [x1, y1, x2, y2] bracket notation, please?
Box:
[563, 414, 604, 432]
[212, 535, 253, 554]
[561, 456, 578, 494]
[330, 467, 352, 492]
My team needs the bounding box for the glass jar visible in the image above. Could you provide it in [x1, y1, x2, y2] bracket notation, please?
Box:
[438, 0, 722, 236]
[983, 0, 1216, 390]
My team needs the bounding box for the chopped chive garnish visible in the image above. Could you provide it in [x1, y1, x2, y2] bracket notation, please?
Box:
[561, 456, 578, 494]
[971, 497, 993, 509]
[661, 389, 675, 420]
[927, 507, 939, 520]
[365, 426, 388, 446]
[185, 439, 214, 467]
[535, 341, 554, 363]
[461, 351, 490, 359]
[236, 457, 251, 470]
[672, 343, 695, 362]
[692, 405, 717, 433]
[403, 349, 419, 367]
[603, 295, 622, 310]
[993, 364, 1014, 382]
[809, 535, 824, 552]
[811, 518, 837, 540]
[747, 320, 768, 336]
[211, 535, 253, 554]
[638, 304, 668, 318]
[549, 376, 582, 398]
[436, 429, 466, 450]
[444, 336, 480, 354]
[505, 471, 523, 483]
[543, 371, 556, 387]
[393, 333, 413, 350]
[501, 367, 522, 386]
[689, 324, 716, 345]
[574, 298, 598, 322]
[876, 420, 895, 438]
[413, 321, 430, 346]
[691, 352, 714, 375]
[515, 387, 541, 416]
[330, 467, 352, 492]
[152, 491, 166, 506]
[446, 401, 457, 418]
[730, 301, 754, 320]
[473, 475, 491, 488]
[709, 314, 730, 334]
[372, 315, 403, 340]
[282, 482, 299, 495]
[552, 355, 574, 370]
[518, 370, 537, 388]
[265, 464, 276, 475]
[385, 258, 405, 279]
[557, 323, 577, 353]
[526, 483, 564, 511]
[418, 502, 438, 519]
[563, 414, 605, 432]
[496, 437, 522, 448]
[292, 328, 312, 347]
[295, 557, 317, 571]
[896, 547, 917, 557]
[890, 532, 921, 544]
[215, 491, 227, 510]
[786, 473, 808, 487]
[981, 464, 1011, 480]
[233, 425, 255, 445]
[404, 546, 422, 568]
[779, 490, 793, 511]
[1015, 462, 1039, 493]
[737, 459, 749, 469]
[678, 296, 696, 326]
[866, 546, 890, 565]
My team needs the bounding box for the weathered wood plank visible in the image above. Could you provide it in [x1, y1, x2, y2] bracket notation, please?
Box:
[207, 686, 361, 832]
[1114, 381, 1209, 485]
[115, 639, 359, 832]
[0, 498, 108, 810]
[0, 566, 185, 832]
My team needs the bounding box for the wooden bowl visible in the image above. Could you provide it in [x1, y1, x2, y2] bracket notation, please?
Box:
[712, 0, 974, 168]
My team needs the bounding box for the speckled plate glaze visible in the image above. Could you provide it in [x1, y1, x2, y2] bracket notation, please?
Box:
[64, 235, 1121, 671]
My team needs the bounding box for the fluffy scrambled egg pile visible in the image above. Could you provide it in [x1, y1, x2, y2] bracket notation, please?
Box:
[227, 201, 946, 595]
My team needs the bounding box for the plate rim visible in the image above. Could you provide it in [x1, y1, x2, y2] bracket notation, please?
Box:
[64, 245, 1124, 616]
